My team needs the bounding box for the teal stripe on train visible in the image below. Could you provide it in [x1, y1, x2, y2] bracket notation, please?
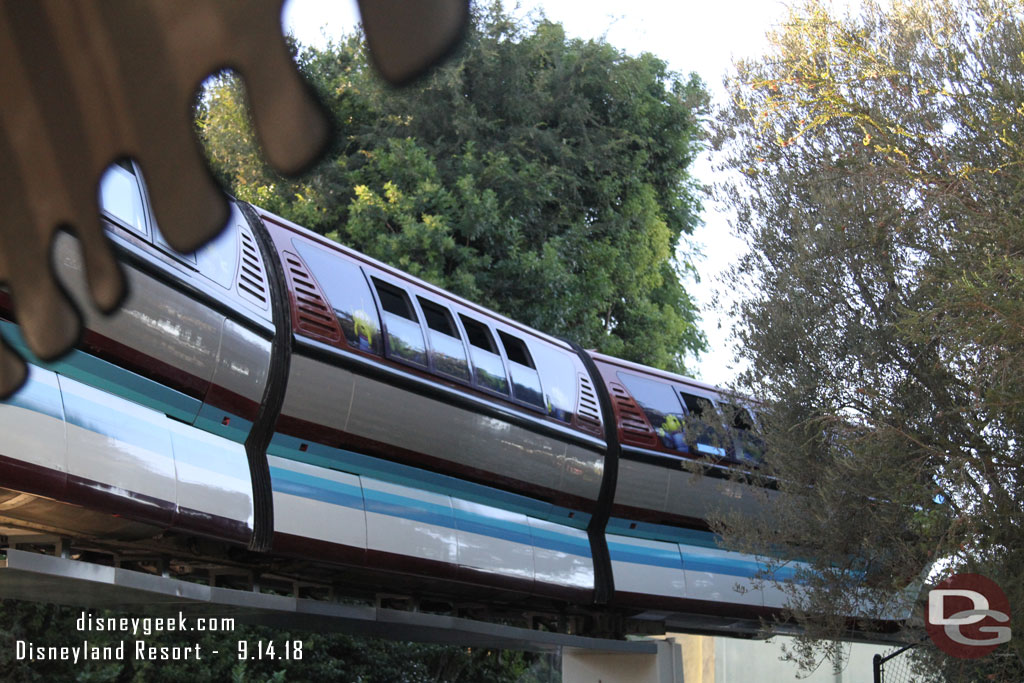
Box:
[11, 366, 250, 483]
[0, 321, 200, 424]
[268, 432, 590, 529]
[3, 363, 64, 422]
[607, 537, 801, 581]
[608, 541, 683, 570]
[272, 461, 783, 578]
[1, 320, 255, 445]
[52, 376, 247, 481]
[270, 464, 591, 557]
[193, 403, 253, 444]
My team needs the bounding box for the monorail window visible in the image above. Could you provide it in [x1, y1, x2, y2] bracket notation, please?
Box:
[459, 315, 509, 395]
[194, 221, 240, 290]
[719, 402, 765, 465]
[417, 297, 470, 381]
[372, 278, 427, 365]
[294, 241, 381, 353]
[530, 343, 576, 423]
[680, 392, 728, 458]
[99, 161, 148, 236]
[498, 331, 544, 409]
[618, 372, 686, 451]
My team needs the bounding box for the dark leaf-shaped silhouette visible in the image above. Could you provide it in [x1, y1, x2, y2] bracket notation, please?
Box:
[0, 0, 467, 398]
[0, 0, 330, 396]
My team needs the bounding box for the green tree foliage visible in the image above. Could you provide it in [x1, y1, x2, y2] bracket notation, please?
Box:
[199, 2, 708, 372]
[713, 0, 1024, 677]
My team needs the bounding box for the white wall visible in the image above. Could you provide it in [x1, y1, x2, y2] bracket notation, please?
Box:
[678, 634, 888, 683]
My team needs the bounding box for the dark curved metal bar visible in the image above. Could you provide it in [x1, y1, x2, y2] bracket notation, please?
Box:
[238, 201, 292, 552]
[564, 340, 618, 606]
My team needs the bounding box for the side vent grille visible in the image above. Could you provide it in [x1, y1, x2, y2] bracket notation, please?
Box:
[576, 373, 602, 431]
[608, 382, 658, 446]
[281, 250, 342, 342]
[237, 227, 268, 308]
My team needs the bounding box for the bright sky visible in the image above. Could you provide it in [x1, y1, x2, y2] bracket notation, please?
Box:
[280, 0, 799, 384]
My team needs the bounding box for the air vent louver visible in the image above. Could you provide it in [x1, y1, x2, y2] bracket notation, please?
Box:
[282, 250, 342, 342]
[237, 227, 268, 307]
[609, 382, 658, 446]
[576, 373, 602, 430]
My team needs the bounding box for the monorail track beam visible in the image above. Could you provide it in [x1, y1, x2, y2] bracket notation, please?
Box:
[0, 548, 658, 655]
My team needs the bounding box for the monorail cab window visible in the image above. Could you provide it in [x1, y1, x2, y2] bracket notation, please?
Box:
[372, 278, 427, 366]
[294, 241, 381, 353]
[417, 297, 470, 381]
[99, 160, 149, 237]
[497, 331, 544, 410]
[719, 402, 765, 465]
[680, 392, 728, 458]
[529, 343, 576, 423]
[459, 315, 509, 396]
[193, 222, 240, 291]
[99, 161, 241, 294]
[618, 372, 686, 451]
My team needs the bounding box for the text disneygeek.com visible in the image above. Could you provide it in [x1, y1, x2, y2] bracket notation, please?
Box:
[13, 611, 303, 662]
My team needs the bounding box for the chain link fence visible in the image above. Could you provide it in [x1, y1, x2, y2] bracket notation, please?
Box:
[873, 642, 928, 683]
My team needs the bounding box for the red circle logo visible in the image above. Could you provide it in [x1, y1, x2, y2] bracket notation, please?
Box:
[926, 573, 1011, 658]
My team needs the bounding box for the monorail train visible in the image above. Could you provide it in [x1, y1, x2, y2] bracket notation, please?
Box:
[0, 161, 900, 637]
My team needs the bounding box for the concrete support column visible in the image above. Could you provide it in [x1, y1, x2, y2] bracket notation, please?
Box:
[563, 638, 684, 683]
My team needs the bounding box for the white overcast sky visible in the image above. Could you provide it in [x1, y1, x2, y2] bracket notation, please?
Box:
[280, 0, 806, 383]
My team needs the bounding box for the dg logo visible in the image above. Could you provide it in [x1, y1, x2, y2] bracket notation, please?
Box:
[927, 573, 1011, 658]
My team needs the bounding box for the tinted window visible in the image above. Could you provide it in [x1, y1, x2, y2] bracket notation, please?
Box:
[99, 161, 148, 235]
[376, 280, 413, 318]
[420, 299, 455, 334]
[498, 331, 533, 367]
[681, 392, 728, 457]
[531, 343, 576, 423]
[618, 372, 686, 451]
[372, 279, 426, 365]
[294, 241, 382, 353]
[459, 315, 508, 395]
[418, 297, 470, 381]
[462, 317, 496, 352]
[498, 331, 544, 409]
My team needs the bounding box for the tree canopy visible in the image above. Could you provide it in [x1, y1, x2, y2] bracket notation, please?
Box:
[714, 0, 1024, 677]
[199, 2, 708, 372]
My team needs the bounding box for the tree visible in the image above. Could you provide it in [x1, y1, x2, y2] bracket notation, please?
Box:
[713, 0, 1024, 678]
[199, 2, 709, 373]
